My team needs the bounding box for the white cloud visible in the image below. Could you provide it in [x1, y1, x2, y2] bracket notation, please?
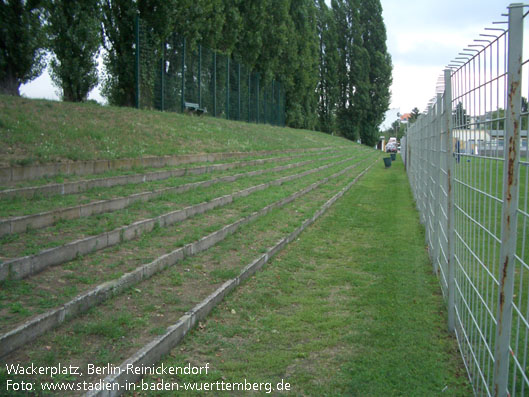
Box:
[390, 63, 442, 111]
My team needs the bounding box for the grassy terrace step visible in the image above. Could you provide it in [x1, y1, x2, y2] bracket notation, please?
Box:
[0, 154, 361, 267]
[0, 156, 377, 366]
[0, 157, 364, 283]
[131, 157, 472, 396]
[0, 148, 335, 185]
[0, 155, 377, 395]
[0, 150, 345, 218]
[0, 152, 348, 235]
[0, 156, 371, 328]
[0, 149, 341, 198]
[0, 95, 348, 168]
[0, 150, 329, 192]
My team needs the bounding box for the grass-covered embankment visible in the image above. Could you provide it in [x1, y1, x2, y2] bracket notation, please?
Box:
[0, 95, 348, 166]
[139, 157, 472, 396]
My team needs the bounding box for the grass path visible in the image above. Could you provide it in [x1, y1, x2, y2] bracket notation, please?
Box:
[139, 157, 472, 396]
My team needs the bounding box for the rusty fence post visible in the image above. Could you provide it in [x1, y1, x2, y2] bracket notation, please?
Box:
[432, 93, 442, 276]
[425, 104, 433, 249]
[492, 4, 523, 397]
[443, 68, 456, 333]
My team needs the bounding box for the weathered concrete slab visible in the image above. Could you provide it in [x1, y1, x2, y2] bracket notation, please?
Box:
[0, 151, 330, 200]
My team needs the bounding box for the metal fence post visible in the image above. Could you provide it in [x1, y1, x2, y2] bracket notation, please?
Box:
[272, 80, 276, 125]
[256, 74, 260, 124]
[160, 41, 165, 111]
[420, 116, 426, 223]
[198, 45, 202, 109]
[248, 72, 251, 122]
[264, 86, 267, 124]
[443, 68, 456, 333]
[237, 63, 241, 120]
[425, 105, 433, 248]
[134, 14, 140, 109]
[213, 52, 216, 117]
[226, 57, 230, 119]
[432, 93, 442, 275]
[492, 4, 523, 396]
[181, 37, 185, 113]
[277, 82, 281, 126]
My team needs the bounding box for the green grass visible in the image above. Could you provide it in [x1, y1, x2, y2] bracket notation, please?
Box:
[0, 95, 350, 166]
[0, 155, 373, 330]
[0, 150, 349, 218]
[0, 157, 374, 392]
[137, 157, 472, 396]
[0, 95, 473, 395]
[0, 156, 471, 395]
[0, 153, 362, 259]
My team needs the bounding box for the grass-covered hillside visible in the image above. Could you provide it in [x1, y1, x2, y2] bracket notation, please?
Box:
[0, 93, 472, 395]
[0, 95, 351, 167]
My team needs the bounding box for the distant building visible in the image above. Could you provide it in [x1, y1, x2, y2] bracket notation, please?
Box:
[400, 113, 411, 123]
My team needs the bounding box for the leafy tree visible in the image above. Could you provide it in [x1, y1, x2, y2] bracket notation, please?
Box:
[490, 107, 527, 131]
[409, 107, 420, 123]
[381, 119, 405, 142]
[454, 102, 469, 128]
[46, 0, 101, 102]
[233, 0, 267, 68]
[100, 0, 137, 106]
[237, 0, 319, 130]
[316, 0, 339, 134]
[254, 0, 291, 80]
[214, 0, 242, 54]
[332, 0, 370, 141]
[357, 0, 392, 146]
[101, 0, 180, 106]
[282, 0, 319, 129]
[170, 0, 225, 51]
[0, 0, 46, 95]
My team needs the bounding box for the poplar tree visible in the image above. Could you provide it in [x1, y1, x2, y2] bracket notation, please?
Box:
[101, 0, 230, 106]
[316, 0, 339, 134]
[0, 0, 46, 95]
[101, 0, 181, 106]
[332, 0, 369, 141]
[233, 0, 267, 66]
[100, 0, 138, 106]
[327, 0, 391, 144]
[283, 0, 319, 129]
[358, 0, 392, 146]
[47, 0, 101, 102]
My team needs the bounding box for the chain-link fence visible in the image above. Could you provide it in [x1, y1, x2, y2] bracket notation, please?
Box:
[403, 4, 529, 396]
[134, 17, 285, 126]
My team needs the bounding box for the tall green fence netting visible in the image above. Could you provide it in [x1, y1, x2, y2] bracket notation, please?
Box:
[135, 17, 285, 126]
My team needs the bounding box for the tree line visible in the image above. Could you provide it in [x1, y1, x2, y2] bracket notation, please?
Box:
[0, 0, 392, 146]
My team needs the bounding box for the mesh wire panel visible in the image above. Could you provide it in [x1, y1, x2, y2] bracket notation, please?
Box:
[509, 9, 529, 396]
[200, 46, 215, 115]
[137, 19, 160, 109]
[161, 34, 183, 112]
[450, 30, 508, 395]
[404, 5, 529, 396]
[136, 18, 285, 126]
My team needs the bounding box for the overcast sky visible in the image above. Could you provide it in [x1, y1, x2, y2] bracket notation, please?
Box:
[21, 0, 515, 126]
[381, 0, 513, 113]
